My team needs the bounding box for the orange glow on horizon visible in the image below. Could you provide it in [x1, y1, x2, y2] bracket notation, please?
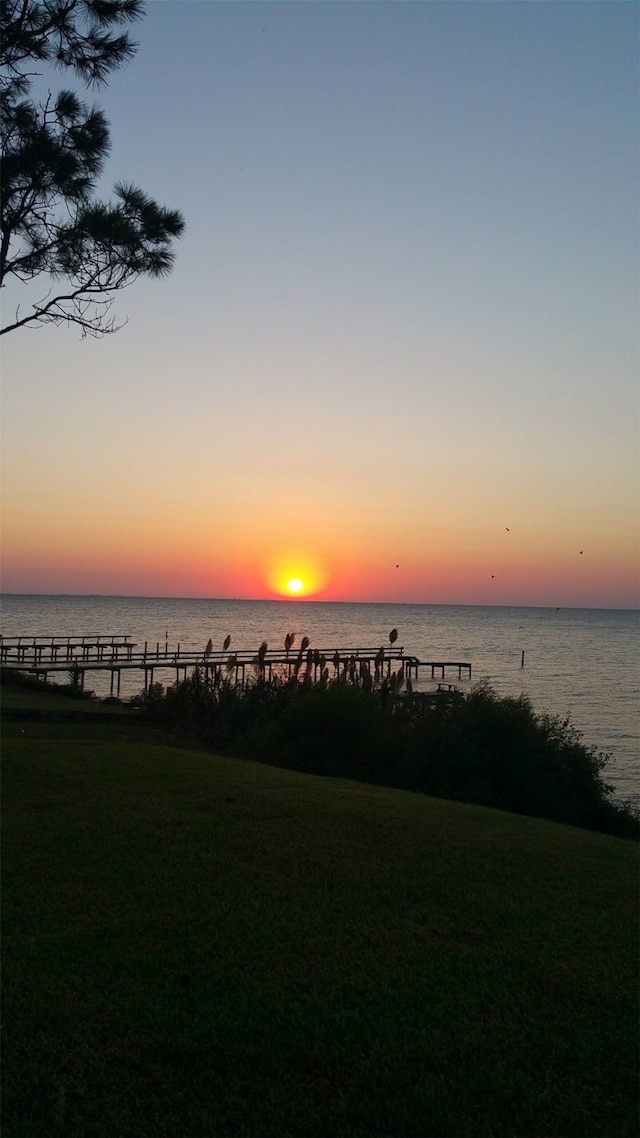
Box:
[1, 503, 638, 607]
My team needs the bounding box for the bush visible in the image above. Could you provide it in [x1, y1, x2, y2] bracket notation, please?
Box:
[402, 680, 634, 836]
[136, 672, 638, 839]
[247, 681, 397, 784]
[0, 666, 93, 700]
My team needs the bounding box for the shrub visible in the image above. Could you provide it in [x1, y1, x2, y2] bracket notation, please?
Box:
[402, 680, 634, 835]
[247, 680, 396, 784]
[0, 666, 93, 700]
[137, 672, 638, 839]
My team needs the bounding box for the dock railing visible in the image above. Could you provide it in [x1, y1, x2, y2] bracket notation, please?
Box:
[0, 635, 471, 696]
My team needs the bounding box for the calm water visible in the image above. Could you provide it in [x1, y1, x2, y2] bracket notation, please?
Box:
[2, 595, 638, 797]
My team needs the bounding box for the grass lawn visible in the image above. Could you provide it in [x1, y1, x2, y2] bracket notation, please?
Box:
[2, 713, 638, 1137]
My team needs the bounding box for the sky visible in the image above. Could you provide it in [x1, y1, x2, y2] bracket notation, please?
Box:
[1, 0, 638, 608]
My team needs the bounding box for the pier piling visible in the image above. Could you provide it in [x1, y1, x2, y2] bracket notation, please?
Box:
[1, 636, 472, 694]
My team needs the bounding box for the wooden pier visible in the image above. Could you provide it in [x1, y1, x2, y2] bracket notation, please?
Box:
[0, 635, 472, 696]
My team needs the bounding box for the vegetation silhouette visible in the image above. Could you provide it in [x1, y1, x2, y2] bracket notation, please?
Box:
[136, 631, 637, 840]
[0, 0, 184, 336]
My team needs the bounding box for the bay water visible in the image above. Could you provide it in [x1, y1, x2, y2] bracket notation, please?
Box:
[2, 594, 638, 798]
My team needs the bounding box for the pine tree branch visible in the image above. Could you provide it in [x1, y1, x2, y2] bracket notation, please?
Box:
[0, 0, 184, 337]
[0, 279, 125, 335]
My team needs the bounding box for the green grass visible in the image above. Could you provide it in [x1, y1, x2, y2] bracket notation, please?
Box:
[0, 670, 119, 713]
[2, 716, 638, 1137]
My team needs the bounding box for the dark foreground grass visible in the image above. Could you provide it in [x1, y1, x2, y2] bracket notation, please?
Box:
[2, 721, 638, 1137]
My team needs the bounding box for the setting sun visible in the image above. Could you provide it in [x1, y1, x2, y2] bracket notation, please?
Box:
[264, 551, 328, 599]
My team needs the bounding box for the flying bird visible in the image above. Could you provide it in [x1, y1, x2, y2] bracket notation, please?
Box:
[580, 550, 584, 555]
[505, 527, 510, 532]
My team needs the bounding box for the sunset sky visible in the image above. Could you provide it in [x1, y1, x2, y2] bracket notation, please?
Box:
[1, 0, 638, 608]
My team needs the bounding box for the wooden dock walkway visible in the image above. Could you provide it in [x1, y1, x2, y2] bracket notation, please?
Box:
[0, 635, 472, 696]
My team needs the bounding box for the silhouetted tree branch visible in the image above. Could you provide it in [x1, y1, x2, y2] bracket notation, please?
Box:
[0, 0, 185, 336]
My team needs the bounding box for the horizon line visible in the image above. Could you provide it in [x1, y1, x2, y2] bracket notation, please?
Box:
[1, 592, 638, 613]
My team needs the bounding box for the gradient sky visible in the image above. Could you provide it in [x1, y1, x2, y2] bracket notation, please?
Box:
[1, 0, 638, 607]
